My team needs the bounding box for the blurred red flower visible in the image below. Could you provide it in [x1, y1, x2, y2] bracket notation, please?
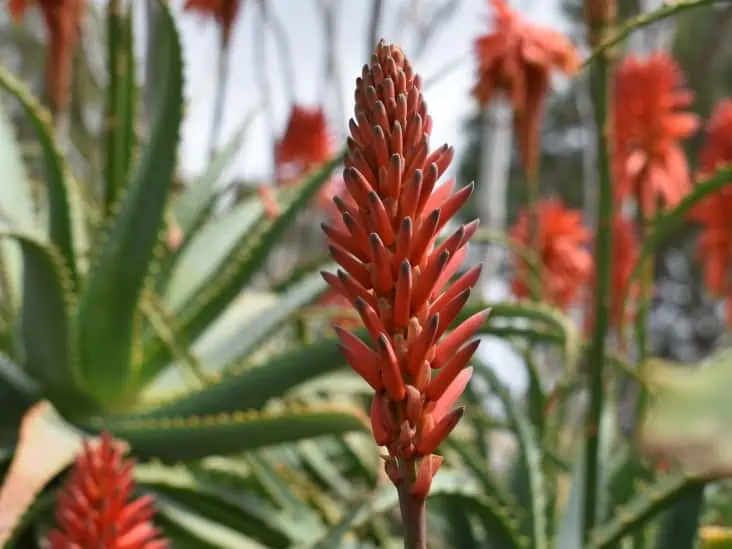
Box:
[613, 52, 699, 217]
[511, 199, 592, 310]
[689, 99, 732, 322]
[256, 105, 337, 219]
[9, 0, 86, 114]
[184, 0, 242, 45]
[472, 0, 580, 177]
[276, 105, 334, 182]
[46, 433, 168, 549]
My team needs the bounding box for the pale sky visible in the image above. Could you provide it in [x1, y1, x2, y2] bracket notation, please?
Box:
[172, 0, 563, 182]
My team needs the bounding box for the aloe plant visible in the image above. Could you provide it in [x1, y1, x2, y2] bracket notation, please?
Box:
[1, 0, 732, 547]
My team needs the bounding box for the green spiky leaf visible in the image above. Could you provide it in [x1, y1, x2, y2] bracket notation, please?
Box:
[173, 109, 260, 237]
[75, 0, 183, 403]
[164, 197, 266, 314]
[587, 472, 706, 549]
[3, 233, 95, 416]
[91, 405, 367, 462]
[201, 268, 329, 372]
[103, 1, 137, 215]
[135, 462, 301, 548]
[117, 336, 347, 420]
[0, 351, 39, 444]
[0, 99, 36, 315]
[0, 64, 78, 286]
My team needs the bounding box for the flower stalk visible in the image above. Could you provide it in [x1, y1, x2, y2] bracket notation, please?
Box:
[582, 0, 616, 542]
[323, 40, 486, 548]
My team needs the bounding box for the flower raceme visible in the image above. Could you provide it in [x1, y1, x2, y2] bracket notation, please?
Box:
[689, 99, 732, 323]
[472, 0, 580, 177]
[511, 199, 592, 311]
[9, 0, 86, 114]
[46, 433, 168, 549]
[184, 0, 243, 46]
[613, 52, 699, 217]
[258, 104, 339, 219]
[322, 40, 487, 498]
[275, 105, 334, 183]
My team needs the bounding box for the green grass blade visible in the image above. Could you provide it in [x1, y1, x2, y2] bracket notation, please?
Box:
[151, 493, 268, 549]
[89, 405, 367, 462]
[75, 0, 183, 403]
[135, 462, 296, 548]
[475, 360, 549, 549]
[0, 65, 78, 286]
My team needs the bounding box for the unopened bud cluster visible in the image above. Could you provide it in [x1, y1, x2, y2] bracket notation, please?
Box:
[323, 40, 487, 497]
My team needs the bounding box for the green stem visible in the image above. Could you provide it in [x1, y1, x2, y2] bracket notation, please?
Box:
[583, 5, 615, 543]
[633, 213, 654, 428]
[526, 168, 542, 301]
[582, 0, 722, 68]
[208, 35, 231, 161]
[398, 459, 427, 549]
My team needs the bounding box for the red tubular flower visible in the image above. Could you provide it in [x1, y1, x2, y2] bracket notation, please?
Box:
[613, 52, 699, 217]
[46, 433, 168, 549]
[259, 105, 337, 219]
[323, 40, 487, 501]
[689, 99, 732, 323]
[275, 105, 334, 182]
[184, 0, 242, 46]
[9, 0, 86, 115]
[472, 0, 580, 177]
[511, 199, 592, 310]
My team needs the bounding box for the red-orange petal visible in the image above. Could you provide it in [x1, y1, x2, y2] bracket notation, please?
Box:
[426, 344, 479, 400]
[432, 290, 471, 340]
[334, 326, 383, 390]
[337, 269, 379, 310]
[370, 393, 393, 445]
[430, 366, 474, 424]
[369, 233, 395, 294]
[429, 264, 483, 318]
[377, 334, 406, 401]
[367, 192, 396, 245]
[433, 310, 489, 369]
[416, 407, 465, 455]
[412, 250, 450, 314]
[410, 454, 444, 498]
[393, 260, 413, 329]
[407, 314, 440, 376]
[329, 244, 371, 289]
[354, 297, 388, 345]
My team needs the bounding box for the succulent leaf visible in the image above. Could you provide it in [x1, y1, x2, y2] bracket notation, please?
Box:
[75, 0, 183, 404]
